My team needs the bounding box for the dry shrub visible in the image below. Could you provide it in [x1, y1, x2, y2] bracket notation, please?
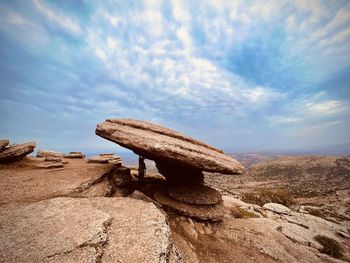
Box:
[230, 206, 259, 219]
[314, 235, 343, 259]
[242, 188, 295, 207]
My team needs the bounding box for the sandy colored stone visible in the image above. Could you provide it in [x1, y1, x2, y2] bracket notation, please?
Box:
[88, 154, 121, 164]
[96, 119, 244, 174]
[35, 162, 64, 169]
[167, 184, 222, 206]
[0, 139, 9, 151]
[0, 197, 176, 263]
[65, 152, 85, 159]
[154, 190, 225, 221]
[44, 157, 63, 162]
[0, 158, 114, 205]
[263, 203, 292, 215]
[36, 150, 64, 158]
[0, 142, 36, 163]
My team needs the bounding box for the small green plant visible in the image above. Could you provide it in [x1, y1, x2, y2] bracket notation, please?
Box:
[242, 188, 295, 207]
[314, 235, 343, 259]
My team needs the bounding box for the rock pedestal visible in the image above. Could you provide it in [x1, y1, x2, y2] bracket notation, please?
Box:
[96, 118, 245, 221]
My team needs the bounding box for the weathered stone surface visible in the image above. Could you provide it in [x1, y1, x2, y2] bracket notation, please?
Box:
[154, 190, 225, 221]
[167, 185, 222, 206]
[44, 157, 63, 162]
[0, 139, 9, 151]
[96, 119, 245, 174]
[35, 162, 64, 169]
[65, 152, 85, 159]
[263, 203, 292, 215]
[36, 150, 64, 158]
[88, 154, 121, 164]
[0, 197, 176, 263]
[0, 158, 114, 205]
[0, 142, 36, 163]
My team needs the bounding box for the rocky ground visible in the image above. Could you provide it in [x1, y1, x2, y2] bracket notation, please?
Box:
[1, 155, 349, 262]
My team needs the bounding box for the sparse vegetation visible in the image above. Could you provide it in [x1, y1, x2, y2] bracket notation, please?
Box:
[314, 235, 343, 259]
[242, 188, 295, 207]
[230, 206, 259, 219]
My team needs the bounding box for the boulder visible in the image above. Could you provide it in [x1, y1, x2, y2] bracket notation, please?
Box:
[0, 139, 9, 151]
[65, 152, 85, 159]
[96, 119, 244, 174]
[263, 203, 292, 215]
[0, 142, 36, 163]
[36, 150, 64, 158]
[0, 197, 178, 263]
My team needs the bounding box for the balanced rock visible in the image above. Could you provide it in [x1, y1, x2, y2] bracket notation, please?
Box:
[96, 119, 245, 174]
[65, 151, 85, 159]
[96, 118, 245, 221]
[0, 140, 9, 151]
[0, 142, 36, 163]
[36, 150, 64, 158]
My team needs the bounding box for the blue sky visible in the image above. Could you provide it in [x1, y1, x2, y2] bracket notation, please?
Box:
[0, 0, 349, 153]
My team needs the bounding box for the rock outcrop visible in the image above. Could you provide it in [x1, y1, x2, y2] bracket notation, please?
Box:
[0, 197, 177, 263]
[65, 151, 85, 159]
[36, 150, 64, 158]
[0, 139, 9, 151]
[96, 119, 244, 174]
[0, 141, 36, 163]
[96, 119, 245, 221]
[88, 153, 122, 165]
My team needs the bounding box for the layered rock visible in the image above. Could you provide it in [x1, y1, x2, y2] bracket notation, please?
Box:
[0, 142, 36, 163]
[0, 139, 9, 151]
[36, 150, 64, 158]
[96, 119, 244, 174]
[96, 118, 245, 221]
[88, 153, 122, 165]
[65, 151, 85, 159]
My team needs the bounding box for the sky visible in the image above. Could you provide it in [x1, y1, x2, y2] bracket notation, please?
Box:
[0, 0, 350, 154]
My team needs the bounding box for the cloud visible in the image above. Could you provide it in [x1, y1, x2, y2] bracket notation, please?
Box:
[32, 0, 82, 34]
[0, 0, 350, 151]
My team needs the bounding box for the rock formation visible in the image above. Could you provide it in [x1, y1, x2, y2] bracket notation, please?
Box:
[0, 139, 9, 151]
[88, 153, 122, 165]
[65, 151, 85, 159]
[36, 149, 64, 158]
[0, 141, 36, 163]
[96, 118, 245, 220]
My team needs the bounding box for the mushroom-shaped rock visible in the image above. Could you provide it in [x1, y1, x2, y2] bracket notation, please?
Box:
[96, 119, 245, 174]
[96, 119, 245, 221]
[0, 142, 36, 163]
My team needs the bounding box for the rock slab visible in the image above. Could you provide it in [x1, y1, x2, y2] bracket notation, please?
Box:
[0, 142, 36, 163]
[96, 119, 244, 174]
[0, 197, 176, 263]
[36, 150, 64, 158]
[263, 203, 292, 215]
